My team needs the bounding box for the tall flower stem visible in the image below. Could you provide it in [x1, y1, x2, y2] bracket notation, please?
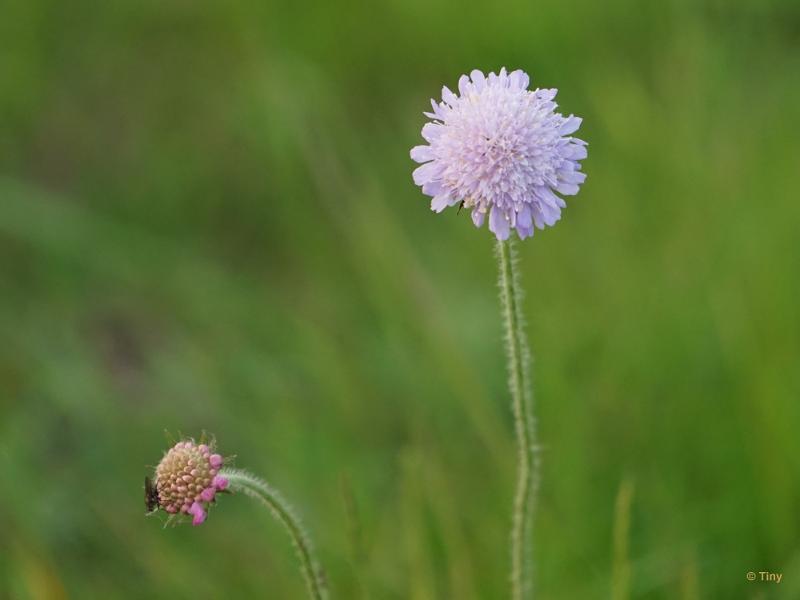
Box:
[496, 239, 538, 599]
[220, 468, 328, 600]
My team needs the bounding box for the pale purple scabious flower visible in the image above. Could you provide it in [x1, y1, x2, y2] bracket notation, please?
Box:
[411, 68, 587, 240]
[152, 440, 229, 526]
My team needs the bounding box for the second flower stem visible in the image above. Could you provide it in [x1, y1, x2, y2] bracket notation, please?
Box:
[497, 238, 538, 600]
[220, 468, 328, 600]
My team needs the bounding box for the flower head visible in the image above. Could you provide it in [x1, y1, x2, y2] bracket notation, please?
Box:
[150, 439, 229, 526]
[411, 68, 587, 240]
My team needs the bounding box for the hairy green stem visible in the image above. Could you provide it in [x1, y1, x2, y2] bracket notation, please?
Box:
[220, 468, 328, 600]
[496, 239, 538, 599]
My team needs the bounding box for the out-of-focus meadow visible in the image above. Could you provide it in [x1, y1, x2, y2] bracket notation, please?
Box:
[2, 0, 799, 598]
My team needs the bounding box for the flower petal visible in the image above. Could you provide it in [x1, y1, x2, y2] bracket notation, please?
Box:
[531, 206, 545, 229]
[431, 193, 452, 213]
[470, 70, 486, 91]
[442, 86, 458, 106]
[422, 180, 444, 196]
[517, 222, 534, 239]
[410, 145, 434, 163]
[555, 182, 580, 196]
[540, 202, 562, 225]
[563, 144, 587, 160]
[509, 70, 530, 90]
[489, 206, 510, 240]
[421, 123, 443, 143]
[558, 169, 586, 185]
[413, 162, 439, 186]
[560, 115, 582, 135]
[517, 205, 533, 230]
[535, 88, 557, 101]
[458, 74, 470, 95]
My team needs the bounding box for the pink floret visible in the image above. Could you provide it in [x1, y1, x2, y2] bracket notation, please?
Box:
[188, 502, 207, 526]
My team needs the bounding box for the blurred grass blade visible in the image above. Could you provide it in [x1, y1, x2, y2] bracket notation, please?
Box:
[611, 478, 634, 600]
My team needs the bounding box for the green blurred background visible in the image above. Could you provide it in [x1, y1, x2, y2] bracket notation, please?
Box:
[1, 0, 799, 598]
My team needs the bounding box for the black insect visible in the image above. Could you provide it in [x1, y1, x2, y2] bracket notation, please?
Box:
[145, 476, 159, 514]
[457, 200, 465, 215]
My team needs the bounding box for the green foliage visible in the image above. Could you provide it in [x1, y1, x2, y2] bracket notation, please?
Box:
[1, 0, 799, 597]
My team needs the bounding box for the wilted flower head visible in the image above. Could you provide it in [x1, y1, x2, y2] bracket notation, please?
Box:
[411, 67, 587, 241]
[151, 439, 229, 526]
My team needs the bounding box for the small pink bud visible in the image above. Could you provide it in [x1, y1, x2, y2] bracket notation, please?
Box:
[213, 475, 229, 491]
[188, 502, 207, 526]
[209, 454, 223, 468]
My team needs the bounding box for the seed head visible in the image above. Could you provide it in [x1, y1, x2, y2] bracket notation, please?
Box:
[152, 439, 229, 525]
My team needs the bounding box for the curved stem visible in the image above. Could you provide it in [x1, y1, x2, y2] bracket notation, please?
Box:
[220, 468, 328, 600]
[496, 239, 538, 600]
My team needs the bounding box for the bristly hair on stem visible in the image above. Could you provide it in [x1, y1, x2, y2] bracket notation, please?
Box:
[496, 238, 540, 600]
[220, 468, 329, 600]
